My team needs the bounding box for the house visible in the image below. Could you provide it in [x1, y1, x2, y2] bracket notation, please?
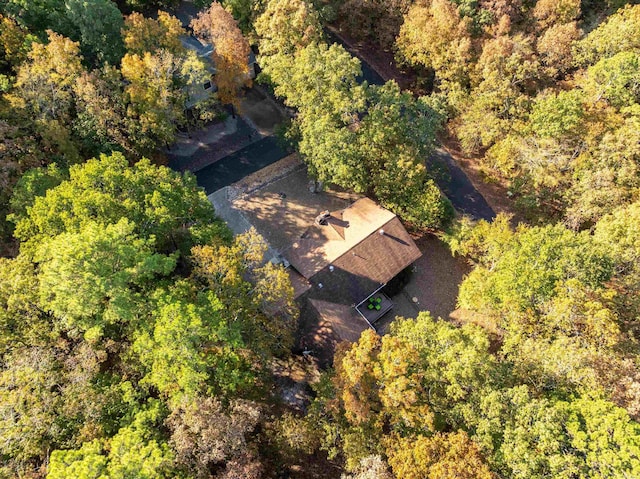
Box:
[286, 195, 423, 355]
[211, 167, 422, 361]
[180, 35, 257, 108]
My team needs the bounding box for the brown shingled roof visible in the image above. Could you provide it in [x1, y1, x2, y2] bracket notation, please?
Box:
[302, 216, 422, 302]
[285, 198, 397, 279]
[297, 213, 422, 348]
[331, 216, 421, 288]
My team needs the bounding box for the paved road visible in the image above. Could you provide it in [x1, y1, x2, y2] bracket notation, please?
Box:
[195, 136, 288, 194]
[168, 116, 257, 173]
[327, 30, 495, 221]
[429, 149, 495, 221]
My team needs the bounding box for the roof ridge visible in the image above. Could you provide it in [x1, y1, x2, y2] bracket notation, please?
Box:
[327, 216, 397, 269]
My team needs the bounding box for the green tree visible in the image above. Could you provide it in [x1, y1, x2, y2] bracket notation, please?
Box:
[386, 431, 494, 479]
[528, 89, 586, 140]
[296, 112, 365, 189]
[254, 0, 322, 61]
[132, 282, 253, 401]
[1, 0, 73, 36]
[120, 50, 196, 152]
[464, 386, 640, 479]
[356, 82, 452, 229]
[191, 228, 298, 357]
[469, 386, 584, 479]
[458, 34, 539, 152]
[565, 113, 640, 229]
[264, 41, 365, 119]
[397, 0, 473, 93]
[595, 200, 640, 288]
[580, 51, 640, 109]
[0, 342, 115, 477]
[574, 4, 640, 66]
[565, 397, 640, 477]
[64, 0, 124, 66]
[122, 11, 185, 56]
[264, 40, 451, 228]
[384, 314, 499, 425]
[8, 162, 66, 221]
[449, 215, 625, 398]
[0, 14, 35, 73]
[48, 402, 177, 479]
[221, 0, 259, 34]
[0, 255, 51, 354]
[310, 313, 499, 471]
[456, 217, 613, 315]
[35, 219, 177, 338]
[11, 152, 220, 256]
[265, 42, 366, 195]
[73, 66, 133, 156]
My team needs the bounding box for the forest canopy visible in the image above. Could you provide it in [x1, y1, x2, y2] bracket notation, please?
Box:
[1, 0, 640, 478]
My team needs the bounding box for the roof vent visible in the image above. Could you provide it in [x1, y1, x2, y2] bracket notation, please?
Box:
[379, 229, 385, 235]
[314, 210, 331, 226]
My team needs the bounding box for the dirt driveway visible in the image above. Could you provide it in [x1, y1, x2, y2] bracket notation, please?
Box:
[377, 234, 472, 333]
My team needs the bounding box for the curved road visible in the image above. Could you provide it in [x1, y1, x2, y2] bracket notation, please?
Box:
[428, 149, 495, 222]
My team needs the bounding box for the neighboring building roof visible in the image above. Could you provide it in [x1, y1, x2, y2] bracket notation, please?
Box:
[180, 34, 212, 55]
[180, 34, 257, 108]
[180, 35, 257, 74]
[180, 35, 217, 73]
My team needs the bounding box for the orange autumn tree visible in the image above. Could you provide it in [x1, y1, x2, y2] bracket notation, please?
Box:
[191, 3, 251, 107]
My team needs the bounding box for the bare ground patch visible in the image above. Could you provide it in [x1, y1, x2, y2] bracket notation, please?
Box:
[376, 233, 472, 334]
